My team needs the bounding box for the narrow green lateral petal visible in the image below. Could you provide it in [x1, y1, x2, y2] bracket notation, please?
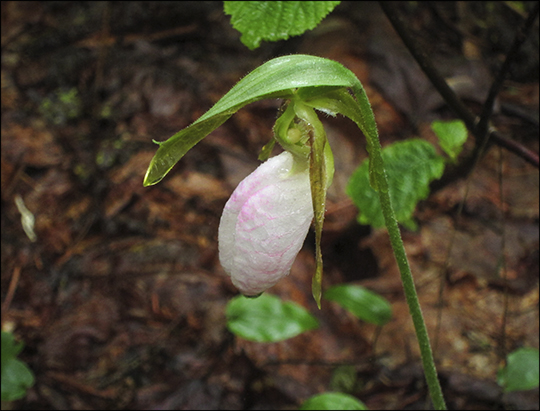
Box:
[293, 102, 328, 309]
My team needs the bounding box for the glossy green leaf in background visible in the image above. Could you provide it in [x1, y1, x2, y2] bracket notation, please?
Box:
[330, 365, 357, 393]
[1, 331, 34, 401]
[300, 392, 368, 410]
[324, 284, 392, 326]
[347, 139, 445, 230]
[226, 294, 318, 342]
[497, 347, 539, 392]
[431, 119, 468, 162]
[224, 1, 341, 50]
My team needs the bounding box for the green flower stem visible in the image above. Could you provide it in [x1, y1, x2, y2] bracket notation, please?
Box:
[306, 83, 446, 407]
[301, 84, 446, 407]
[372, 150, 447, 410]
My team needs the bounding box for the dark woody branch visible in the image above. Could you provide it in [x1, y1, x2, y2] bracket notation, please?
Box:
[379, 1, 539, 168]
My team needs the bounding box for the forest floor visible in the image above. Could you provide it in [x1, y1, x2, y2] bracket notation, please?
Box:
[1, 2, 538, 410]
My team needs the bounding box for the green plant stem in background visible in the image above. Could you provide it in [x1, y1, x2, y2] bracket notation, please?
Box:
[371, 155, 446, 410]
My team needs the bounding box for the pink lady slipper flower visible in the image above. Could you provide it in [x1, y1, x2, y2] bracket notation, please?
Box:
[218, 151, 313, 296]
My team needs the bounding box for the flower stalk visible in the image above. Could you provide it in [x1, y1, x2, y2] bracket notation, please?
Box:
[367, 131, 447, 410]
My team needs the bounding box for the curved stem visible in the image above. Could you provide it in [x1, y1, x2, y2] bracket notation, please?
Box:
[306, 87, 446, 407]
[373, 155, 447, 410]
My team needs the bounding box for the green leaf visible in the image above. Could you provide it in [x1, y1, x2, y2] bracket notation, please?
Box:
[324, 285, 392, 325]
[226, 294, 318, 342]
[300, 392, 368, 410]
[1, 332, 34, 401]
[431, 119, 468, 162]
[330, 365, 357, 393]
[224, 1, 341, 50]
[347, 139, 445, 230]
[144, 54, 367, 186]
[497, 347, 539, 392]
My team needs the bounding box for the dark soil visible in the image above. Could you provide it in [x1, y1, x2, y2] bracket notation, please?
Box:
[2, 2, 538, 409]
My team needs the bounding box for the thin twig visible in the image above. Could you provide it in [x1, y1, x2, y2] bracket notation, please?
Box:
[378, 2, 476, 129]
[477, 2, 540, 138]
[379, 1, 539, 168]
[497, 145, 509, 363]
[1, 266, 22, 326]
